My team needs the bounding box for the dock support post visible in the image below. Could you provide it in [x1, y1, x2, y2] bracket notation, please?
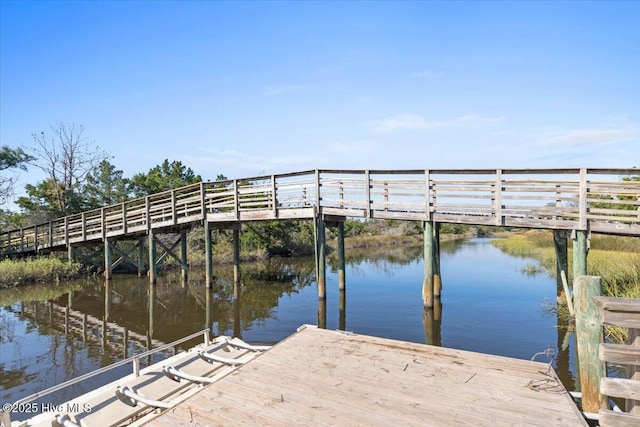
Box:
[315, 216, 326, 300]
[337, 222, 346, 291]
[137, 238, 145, 277]
[233, 228, 241, 286]
[180, 232, 188, 281]
[339, 289, 346, 331]
[422, 221, 435, 308]
[204, 222, 213, 289]
[433, 222, 442, 298]
[148, 231, 157, 284]
[317, 299, 327, 329]
[574, 275, 606, 413]
[233, 280, 241, 338]
[572, 230, 588, 282]
[104, 238, 112, 280]
[68, 245, 75, 263]
[553, 230, 569, 298]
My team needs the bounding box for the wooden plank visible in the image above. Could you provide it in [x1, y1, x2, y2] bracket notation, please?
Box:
[147, 327, 586, 427]
[600, 377, 640, 401]
[599, 409, 640, 427]
[600, 343, 640, 365]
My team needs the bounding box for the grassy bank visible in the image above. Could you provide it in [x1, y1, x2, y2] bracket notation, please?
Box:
[491, 230, 640, 298]
[0, 258, 83, 288]
[492, 230, 640, 342]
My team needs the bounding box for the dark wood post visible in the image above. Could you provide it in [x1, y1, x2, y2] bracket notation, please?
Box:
[104, 237, 112, 280]
[204, 221, 213, 289]
[337, 221, 346, 291]
[233, 228, 241, 286]
[148, 230, 157, 284]
[315, 216, 326, 300]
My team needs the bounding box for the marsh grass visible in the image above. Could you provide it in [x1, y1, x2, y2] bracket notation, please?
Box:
[0, 258, 82, 288]
[494, 231, 640, 343]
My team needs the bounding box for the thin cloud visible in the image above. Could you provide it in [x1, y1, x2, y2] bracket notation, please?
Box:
[368, 113, 505, 133]
[261, 84, 309, 97]
[535, 127, 639, 148]
[331, 140, 375, 154]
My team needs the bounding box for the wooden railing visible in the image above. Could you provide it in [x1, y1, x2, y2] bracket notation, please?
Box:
[595, 297, 640, 426]
[1, 168, 639, 254]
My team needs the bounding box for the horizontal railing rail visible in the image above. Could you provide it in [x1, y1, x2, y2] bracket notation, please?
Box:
[1, 168, 638, 254]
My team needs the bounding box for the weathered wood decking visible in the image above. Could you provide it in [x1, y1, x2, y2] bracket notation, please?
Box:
[145, 326, 587, 427]
[2, 168, 639, 256]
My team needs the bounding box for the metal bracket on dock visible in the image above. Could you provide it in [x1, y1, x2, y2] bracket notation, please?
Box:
[115, 386, 173, 409]
[162, 366, 216, 384]
[198, 351, 247, 366]
[55, 414, 81, 427]
[226, 337, 271, 352]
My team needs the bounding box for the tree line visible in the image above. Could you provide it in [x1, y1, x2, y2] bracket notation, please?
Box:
[1, 122, 209, 230]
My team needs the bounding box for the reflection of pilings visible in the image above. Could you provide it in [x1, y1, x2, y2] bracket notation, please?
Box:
[16, 300, 165, 353]
[423, 299, 442, 346]
[317, 299, 327, 329]
[339, 290, 346, 331]
[148, 283, 156, 339]
[234, 281, 241, 339]
[205, 287, 212, 332]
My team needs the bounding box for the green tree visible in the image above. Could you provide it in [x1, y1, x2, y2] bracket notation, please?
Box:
[84, 160, 129, 208]
[0, 145, 34, 205]
[128, 159, 202, 196]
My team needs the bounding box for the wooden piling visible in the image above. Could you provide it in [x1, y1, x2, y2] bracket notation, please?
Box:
[339, 289, 346, 331]
[572, 230, 588, 282]
[337, 222, 346, 291]
[137, 238, 145, 277]
[422, 221, 435, 308]
[104, 238, 112, 280]
[317, 298, 327, 329]
[204, 222, 213, 289]
[553, 230, 569, 297]
[180, 232, 188, 281]
[316, 216, 326, 300]
[434, 222, 442, 298]
[148, 231, 157, 285]
[233, 228, 241, 286]
[574, 275, 606, 413]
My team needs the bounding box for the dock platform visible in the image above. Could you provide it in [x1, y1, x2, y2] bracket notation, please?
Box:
[145, 326, 587, 426]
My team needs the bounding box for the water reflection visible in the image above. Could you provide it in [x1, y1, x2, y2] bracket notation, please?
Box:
[1, 238, 577, 415]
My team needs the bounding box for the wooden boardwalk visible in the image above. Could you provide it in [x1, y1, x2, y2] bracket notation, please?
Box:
[2, 168, 639, 256]
[145, 326, 587, 427]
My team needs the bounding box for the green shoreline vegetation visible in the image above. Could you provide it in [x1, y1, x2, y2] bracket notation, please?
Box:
[492, 230, 640, 343]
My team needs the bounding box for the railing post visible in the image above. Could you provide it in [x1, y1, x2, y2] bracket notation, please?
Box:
[101, 208, 106, 240]
[234, 179, 239, 219]
[574, 275, 606, 413]
[122, 202, 128, 234]
[64, 217, 69, 246]
[145, 196, 151, 230]
[315, 170, 321, 208]
[81, 212, 86, 241]
[579, 168, 588, 230]
[365, 170, 371, 217]
[200, 182, 206, 219]
[271, 174, 277, 216]
[48, 221, 53, 248]
[494, 169, 503, 226]
[171, 189, 177, 225]
[34, 224, 38, 252]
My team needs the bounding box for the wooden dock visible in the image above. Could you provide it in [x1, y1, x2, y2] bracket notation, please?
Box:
[145, 326, 587, 426]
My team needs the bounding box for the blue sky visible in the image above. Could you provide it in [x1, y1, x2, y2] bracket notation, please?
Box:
[1, 0, 638, 188]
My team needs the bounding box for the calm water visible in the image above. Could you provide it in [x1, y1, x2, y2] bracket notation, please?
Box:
[0, 238, 577, 420]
